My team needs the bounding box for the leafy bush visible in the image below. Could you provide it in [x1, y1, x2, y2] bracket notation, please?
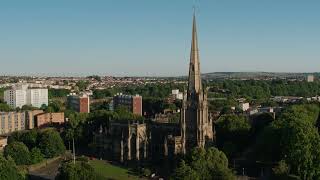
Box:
[56, 160, 97, 180]
[39, 129, 66, 158]
[0, 156, 24, 180]
[173, 147, 235, 180]
[30, 147, 44, 164]
[4, 142, 31, 165]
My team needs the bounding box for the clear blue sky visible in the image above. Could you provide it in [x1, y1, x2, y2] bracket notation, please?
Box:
[0, 0, 319, 76]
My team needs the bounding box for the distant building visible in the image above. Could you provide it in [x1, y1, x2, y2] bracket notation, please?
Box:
[307, 75, 314, 82]
[67, 93, 90, 113]
[113, 93, 142, 116]
[4, 89, 26, 108]
[0, 110, 48, 135]
[0, 112, 26, 135]
[4, 84, 48, 108]
[27, 88, 49, 108]
[239, 103, 250, 111]
[171, 89, 183, 100]
[35, 112, 65, 128]
[166, 90, 183, 104]
[0, 110, 65, 135]
[26, 110, 45, 129]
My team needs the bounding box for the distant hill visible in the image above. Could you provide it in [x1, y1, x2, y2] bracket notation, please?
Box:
[202, 72, 320, 80]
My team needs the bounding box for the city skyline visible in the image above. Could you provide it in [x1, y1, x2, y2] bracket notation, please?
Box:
[1, 0, 320, 76]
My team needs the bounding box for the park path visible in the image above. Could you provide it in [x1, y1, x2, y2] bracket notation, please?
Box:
[28, 157, 63, 180]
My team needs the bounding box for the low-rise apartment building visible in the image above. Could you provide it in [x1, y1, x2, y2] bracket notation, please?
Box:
[35, 112, 65, 128]
[0, 112, 26, 135]
[0, 110, 65, 135]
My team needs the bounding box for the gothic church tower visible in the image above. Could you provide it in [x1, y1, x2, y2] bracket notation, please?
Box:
[181, 14, 214, 154]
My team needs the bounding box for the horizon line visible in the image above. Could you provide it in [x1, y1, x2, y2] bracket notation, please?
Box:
[0, 71, 318, 78]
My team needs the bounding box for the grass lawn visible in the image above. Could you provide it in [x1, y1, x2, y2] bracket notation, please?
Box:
[89, 160, 140, 180]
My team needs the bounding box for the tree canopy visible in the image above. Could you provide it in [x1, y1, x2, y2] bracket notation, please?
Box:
[4, 141, 31, 165]
[215, 114, 251, 158]
[56, 160, 97, 180]
[0, 156, 24, 180]
[76, 81, 90, 91]
[208, 80, 320, 100]
[92, 89, 113, 99]
[253, 104, 320, 179]
[38, 129, 66, 158]
[49, 89, 71, 98]
[0, 103, 13, 112]
[173, 147, 235, 180]
[30, 147, 44, 164]
[5, 129, 65, 165]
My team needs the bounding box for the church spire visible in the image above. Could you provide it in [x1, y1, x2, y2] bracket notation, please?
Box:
[181, 11, 214, 154]
[188, 13, 202, 94]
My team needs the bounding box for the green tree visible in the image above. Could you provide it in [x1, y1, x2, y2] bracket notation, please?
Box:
[254, 104, 320, 179]
[21, 105, 38, 111]
[0, 103, 13, 112]
[272, 160, 290, 179]
[206, 80, 320, 102]
[114, 106, 142, 121]
[38, 129, 66, 158]
[21, 129, 38, 149]
[0, 156, 24, 180]
[251, 113, 274, 136]
[64, 112, 89, 141]
[92, 89, 113, 99]
[30, 147, 44, 164]
[143, 97, 165, 116]
[7, 131, 24, 144]
[49, 89, 71, 98]
[279, 117, 320, 179]
[173, 147, 235, 180]
[47, 100, 64, 112]
[0, 88, 5, 101]
[66, 112, 89, 129]
[215, 114, 251, 157]
[254, 124, 281, 162]
[55, 160, 97, 180]
[46, 106, 55, 113]
[76, 81, 89, 91]
[4, 141, 31, 165]
[174, 160, 199, 180]
[40, 104, 48, 111]
[87, 75, 102, 82]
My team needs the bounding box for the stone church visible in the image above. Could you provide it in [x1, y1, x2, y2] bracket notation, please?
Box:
[97, 14, 214, 162]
